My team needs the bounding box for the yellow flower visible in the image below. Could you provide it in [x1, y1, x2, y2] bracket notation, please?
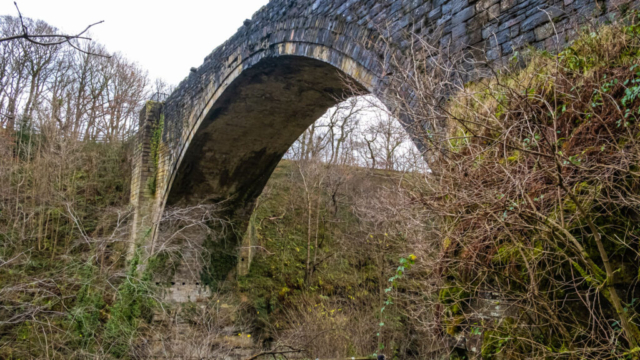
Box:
[409, 254, 417, 261]
[238, 333, 242, 336]
[247, 334, 251, 338]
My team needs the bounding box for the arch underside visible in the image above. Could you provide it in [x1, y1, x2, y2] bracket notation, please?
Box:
[166, 55, 366, 218]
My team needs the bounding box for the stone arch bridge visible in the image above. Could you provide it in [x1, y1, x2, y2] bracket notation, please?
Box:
[129, 0, 632, 268]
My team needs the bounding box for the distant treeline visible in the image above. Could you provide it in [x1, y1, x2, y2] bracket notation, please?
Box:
[0, 15, 168, 142]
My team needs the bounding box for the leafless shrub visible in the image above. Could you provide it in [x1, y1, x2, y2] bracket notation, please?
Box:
[268, 294, 378, 358]
[376, 18, 640, 358]
[135, 294, 255, 360]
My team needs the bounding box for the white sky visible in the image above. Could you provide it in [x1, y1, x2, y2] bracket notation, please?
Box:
[0, 0, 270, 85]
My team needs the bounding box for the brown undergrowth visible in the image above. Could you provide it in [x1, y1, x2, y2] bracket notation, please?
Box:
[386, 17, 640, 359]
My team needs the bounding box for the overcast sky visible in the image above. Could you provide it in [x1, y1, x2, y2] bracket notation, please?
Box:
[0, 0, 270, 85]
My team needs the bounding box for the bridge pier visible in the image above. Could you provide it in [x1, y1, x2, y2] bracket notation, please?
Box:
[129, 101, 165, 259]
[129, 99, 257, 281]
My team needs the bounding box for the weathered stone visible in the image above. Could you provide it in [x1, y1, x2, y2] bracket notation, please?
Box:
[476, 0, 500, 11]
[469, 28, 483, 44]
[452, 34, 470, 51]
[467, 9, 488, 30]
[427, 6, 442, 21]
[486, 47, 501, 60]
[433, 0, 448, 8]
[488, 3, 501, 18]
[535, 22, 555, 40]
[501, 0, 517, 11]
[452, 5, 476, 23]
[437, 13, 451, 26]
[443, 0, 469, 15]
[498, 14, 524, 31]
[440, 33, 452, 47]
[451, 22, 467, 40]
[495, 27, 511, 44]
[413, 2, 433, 18]
[520, 6, 564, 32]
[501, 40, 514, 54]
[482, 23, 498, 38]
[512, 29, 536, 48]
[510, 24, 520, 37]
[392, 13, 411, 32]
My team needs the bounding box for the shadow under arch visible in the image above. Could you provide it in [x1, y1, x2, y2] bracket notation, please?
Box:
[165, 55, 368, 213]
[161, 54, 381, 287]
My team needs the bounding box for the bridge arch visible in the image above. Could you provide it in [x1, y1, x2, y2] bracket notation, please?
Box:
[163, 43, 393, 200]
[130, 0, 624, 262]
[164, 52, 378, 210]
[129, 16, 410, 259]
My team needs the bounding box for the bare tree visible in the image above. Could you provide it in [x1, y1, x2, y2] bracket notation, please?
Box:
[0, 2, 105, 57]
[0, 16, 150, 141]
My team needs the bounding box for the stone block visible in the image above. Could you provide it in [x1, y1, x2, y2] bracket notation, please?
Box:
[498, 14, 524, 30]
[428, 6, 442, 21]
[452, 34, 470, 51]
[467, 9, 489, 30]
[510, 24, 520, 37]
[544, 34, 562, 51]
[413, 2, 433, 18]
[501, 0, 517, 11]
[501, 40, 514, 54]
[393, 13, 411, 31]
[476, 0, 500, 11]
[452, 5, 476, 23]
[440, 33, 452, 48]
[488, 3, 501, 18]
[390, 0, 404, 14]
[496, 27, 511, 44]
[469, 28, 484, 44]
[437, 13, 452, 26]
[434, 0, 449, 8]
[452, 22, 468, 40]
[487, 33, 499, 47]
[443, 0, 470, 15]
[486, 47, 501, 60]
[512, 29, 536, 48]
[520, 7, 564, 32]
[531, 40, 546, 49]
[534, 22, 555, 40]
[482, 23, 499, 38]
